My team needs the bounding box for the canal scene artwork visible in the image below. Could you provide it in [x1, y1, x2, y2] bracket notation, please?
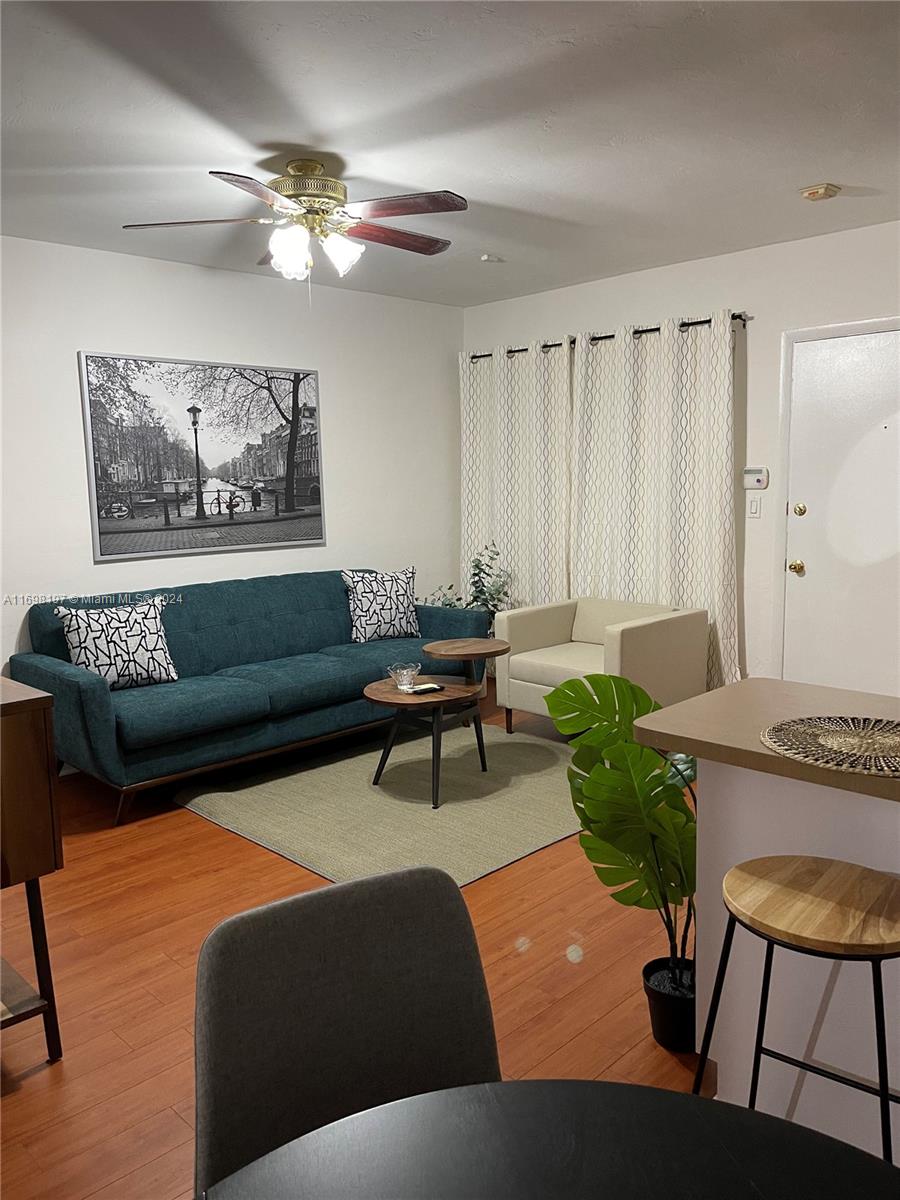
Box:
[78, 353, 324, 560]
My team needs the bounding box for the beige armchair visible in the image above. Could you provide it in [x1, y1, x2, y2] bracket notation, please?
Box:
[494, 598, 708, 731]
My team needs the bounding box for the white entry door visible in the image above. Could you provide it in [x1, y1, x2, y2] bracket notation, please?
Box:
[782, 321, 900, 695]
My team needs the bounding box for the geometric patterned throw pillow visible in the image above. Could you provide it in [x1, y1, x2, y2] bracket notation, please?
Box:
[54, 596, 178, 690]
[341, 567, 420, 643]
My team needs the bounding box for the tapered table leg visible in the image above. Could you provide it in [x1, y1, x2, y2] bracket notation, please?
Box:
[372, 715, 402, 785]
[24, 878, 62, 1063]
[432, 707, 444, 809]
[473, 709, 488, 772]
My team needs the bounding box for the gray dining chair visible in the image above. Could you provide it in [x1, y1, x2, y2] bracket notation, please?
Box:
[194, 866, 501, 1195]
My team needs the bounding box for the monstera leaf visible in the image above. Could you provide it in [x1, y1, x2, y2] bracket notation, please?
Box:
[547, 674, 697, 794]
[574, 742, 697, 910]
[577, 831, 666, 910]
[544, 674, 660, 750]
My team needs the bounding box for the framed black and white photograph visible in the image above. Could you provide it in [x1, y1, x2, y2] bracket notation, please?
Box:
[78, 353, 324, 561]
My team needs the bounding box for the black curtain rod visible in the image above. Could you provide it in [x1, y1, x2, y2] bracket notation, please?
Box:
[469, 312, 749, 361]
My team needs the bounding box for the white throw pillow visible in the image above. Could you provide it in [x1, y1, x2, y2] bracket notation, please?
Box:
[54, 596, 178, 689]
[341, 567, 420, 643]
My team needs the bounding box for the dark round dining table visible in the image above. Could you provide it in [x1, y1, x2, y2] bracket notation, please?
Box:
[205, 1079, 899, 1199]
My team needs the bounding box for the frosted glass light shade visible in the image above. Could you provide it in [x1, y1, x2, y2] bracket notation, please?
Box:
[321, 231, 365, 277]
[269, 225, 312, 281]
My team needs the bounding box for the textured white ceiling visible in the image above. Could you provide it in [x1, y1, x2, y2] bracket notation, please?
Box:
[2, 2, 898, 306]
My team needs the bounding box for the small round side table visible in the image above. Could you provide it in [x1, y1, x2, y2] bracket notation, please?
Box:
[422, 637, 511, 685]
[363, 676, 484, 810]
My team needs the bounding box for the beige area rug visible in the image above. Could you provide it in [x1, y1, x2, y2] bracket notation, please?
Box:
[174, 724, 578, 886]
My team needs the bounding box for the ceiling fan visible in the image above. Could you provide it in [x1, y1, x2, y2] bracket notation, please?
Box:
[123, 158, 467, 282]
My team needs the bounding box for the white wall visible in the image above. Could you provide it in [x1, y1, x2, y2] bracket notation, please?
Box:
[463, 222, 900, 677]
[1, 237, 463, 661]
[6, 224, 899, 675]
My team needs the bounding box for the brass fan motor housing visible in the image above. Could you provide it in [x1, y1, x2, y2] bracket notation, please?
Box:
[267, 159, 347, 214]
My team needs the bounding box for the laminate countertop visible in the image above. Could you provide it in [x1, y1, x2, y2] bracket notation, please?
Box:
[633, 677, 900, 804]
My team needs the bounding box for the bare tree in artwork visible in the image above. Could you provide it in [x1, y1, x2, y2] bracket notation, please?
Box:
[172, 365, 316, 511]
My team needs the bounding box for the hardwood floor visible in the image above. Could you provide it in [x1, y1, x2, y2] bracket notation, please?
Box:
[0, 697, 695, 1199]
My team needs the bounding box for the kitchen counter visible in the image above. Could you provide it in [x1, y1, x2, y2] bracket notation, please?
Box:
[634, 677, 900, 802]
[633, 676, 899, 1160]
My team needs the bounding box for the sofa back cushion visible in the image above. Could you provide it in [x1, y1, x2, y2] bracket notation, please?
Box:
[28, 571, 354, 678]
[572, 598, 674, 645]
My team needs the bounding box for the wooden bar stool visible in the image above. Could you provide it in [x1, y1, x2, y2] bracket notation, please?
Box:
[693, 855, 900, 1162]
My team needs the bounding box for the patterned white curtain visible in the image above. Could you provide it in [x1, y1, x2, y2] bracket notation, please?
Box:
[571, 310, 738, 687]
[459, 341, 570, 607]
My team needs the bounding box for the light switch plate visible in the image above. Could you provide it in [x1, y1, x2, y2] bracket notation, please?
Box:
[747, 495, 762, 519]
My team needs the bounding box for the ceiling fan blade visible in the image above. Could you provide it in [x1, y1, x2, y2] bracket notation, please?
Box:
[123, 217, 272, 230]
[210, 171, 302, 213]
[347, 222, 450, 256]
[344, 191, 467, 221]
[257, 251, 273, 267]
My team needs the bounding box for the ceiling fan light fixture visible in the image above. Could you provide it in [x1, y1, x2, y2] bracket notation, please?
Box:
[269, 223, 312, 280]
[320, 231, 365, 278]
[125, 157, 466, 278]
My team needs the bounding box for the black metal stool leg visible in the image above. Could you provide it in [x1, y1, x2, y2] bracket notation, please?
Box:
[372, 715, 401, 785]
[431, 706, 443, 809]
[871, 959, 893, 1164]
[748, 941, 774, 1110]
[693, 913, 737, 1095]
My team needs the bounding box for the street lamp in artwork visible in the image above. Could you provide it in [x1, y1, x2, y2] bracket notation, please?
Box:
[186, 404, 207, 521]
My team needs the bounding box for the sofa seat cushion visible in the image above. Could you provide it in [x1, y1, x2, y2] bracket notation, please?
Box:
[112, 676, 270, 751]
[321, 638, 468, 684]
[215, 654, 361, 717]
[509, 641, 606, 689]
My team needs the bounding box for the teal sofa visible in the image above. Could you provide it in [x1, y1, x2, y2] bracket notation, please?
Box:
[9, 570, 489, 819]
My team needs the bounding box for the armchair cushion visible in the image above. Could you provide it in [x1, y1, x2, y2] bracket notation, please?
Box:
[508, 641, 606, 689]
[572, 599, 672, 645]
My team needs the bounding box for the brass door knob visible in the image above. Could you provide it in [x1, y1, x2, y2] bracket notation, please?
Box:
[788, 560, 805, 574]
[793, 503, 807, 516]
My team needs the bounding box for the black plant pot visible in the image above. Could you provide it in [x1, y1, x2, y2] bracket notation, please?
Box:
[642, 957, 695, 1052]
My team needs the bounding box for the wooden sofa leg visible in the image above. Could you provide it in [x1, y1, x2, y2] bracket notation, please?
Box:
[114, 789, 134, 827]
[505, 708, 513, 735]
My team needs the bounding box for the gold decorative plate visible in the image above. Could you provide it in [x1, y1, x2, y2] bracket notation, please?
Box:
[761, 716, 900, 778]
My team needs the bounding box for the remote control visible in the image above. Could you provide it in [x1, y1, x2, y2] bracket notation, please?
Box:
[409, 683, 444, 694]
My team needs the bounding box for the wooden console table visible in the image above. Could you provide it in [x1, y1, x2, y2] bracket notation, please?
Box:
[1, 677, 63, 1062]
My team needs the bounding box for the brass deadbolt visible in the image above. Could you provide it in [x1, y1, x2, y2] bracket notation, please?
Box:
[793, 503, 807, 516]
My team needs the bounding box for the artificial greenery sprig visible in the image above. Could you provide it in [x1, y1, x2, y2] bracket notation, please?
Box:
[423, 542, 511, 627]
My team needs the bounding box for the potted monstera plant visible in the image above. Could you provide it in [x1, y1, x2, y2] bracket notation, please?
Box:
[544, 674, 698, 1052]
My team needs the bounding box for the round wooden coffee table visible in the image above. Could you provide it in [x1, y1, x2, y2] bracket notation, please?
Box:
[363, 676, 485, 810]
[422, 638, 511, 684]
